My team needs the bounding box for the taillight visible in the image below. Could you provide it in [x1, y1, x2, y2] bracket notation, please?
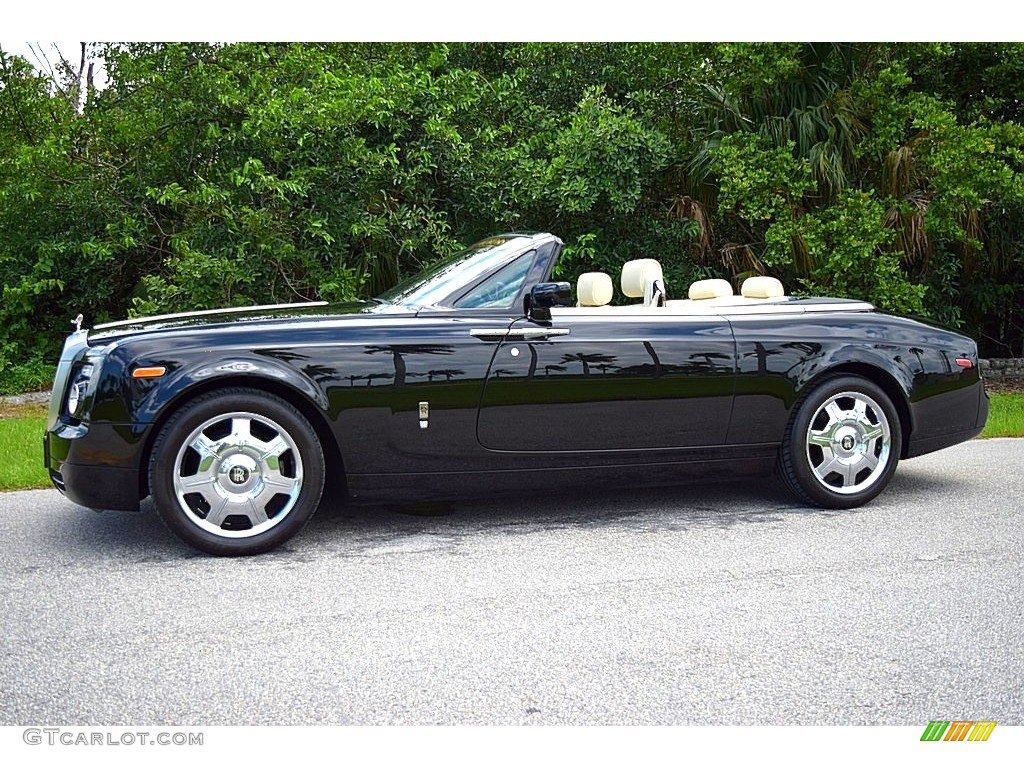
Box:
[955, 358, 974, 368]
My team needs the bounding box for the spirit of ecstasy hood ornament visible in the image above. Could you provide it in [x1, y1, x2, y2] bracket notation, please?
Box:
[71, 313, 83, 333]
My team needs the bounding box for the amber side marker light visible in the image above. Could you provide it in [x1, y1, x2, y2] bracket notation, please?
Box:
[132, 366, 167, 379]
[955, 358, 974, 368]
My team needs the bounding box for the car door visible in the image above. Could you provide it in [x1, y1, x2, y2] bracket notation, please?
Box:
[475, 308, 737, 453]
[338, 246, 556, 476]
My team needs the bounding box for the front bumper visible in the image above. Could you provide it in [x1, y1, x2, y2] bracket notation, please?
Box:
[44, 421, 150, 511]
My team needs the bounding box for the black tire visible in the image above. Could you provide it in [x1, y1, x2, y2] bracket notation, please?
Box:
[777, 375, 902, 509]
[148, 388, 325, 555]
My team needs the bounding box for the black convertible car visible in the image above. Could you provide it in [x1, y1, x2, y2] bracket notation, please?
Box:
[45, 233, 988, 555]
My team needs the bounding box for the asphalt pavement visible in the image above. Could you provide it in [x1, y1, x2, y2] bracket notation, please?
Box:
[1, 439, 1021, 725]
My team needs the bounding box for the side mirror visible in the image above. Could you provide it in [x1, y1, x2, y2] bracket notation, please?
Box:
[526, 282, 572, 322]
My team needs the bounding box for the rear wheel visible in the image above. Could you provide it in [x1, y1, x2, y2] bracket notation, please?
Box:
[777, 375, 901, 508]
[149, 388, 325, 555]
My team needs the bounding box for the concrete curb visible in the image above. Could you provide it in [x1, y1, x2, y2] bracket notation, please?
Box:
[0, 391, 51, 407]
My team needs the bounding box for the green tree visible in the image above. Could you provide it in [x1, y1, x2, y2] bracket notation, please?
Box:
[2, 40, 1024, 391]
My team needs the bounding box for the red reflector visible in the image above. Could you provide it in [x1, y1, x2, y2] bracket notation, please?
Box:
[955, 358, 973, 368]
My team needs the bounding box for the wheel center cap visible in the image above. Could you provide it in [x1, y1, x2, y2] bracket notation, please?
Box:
[220, 455, 260, 493]
[833, 426, 860, 457]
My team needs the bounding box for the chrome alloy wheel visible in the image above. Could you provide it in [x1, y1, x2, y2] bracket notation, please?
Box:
[172, 411, 303, 538]
[805, 391, 892, 495]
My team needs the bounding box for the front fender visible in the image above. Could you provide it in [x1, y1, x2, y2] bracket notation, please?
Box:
[121, 352, 330, 424]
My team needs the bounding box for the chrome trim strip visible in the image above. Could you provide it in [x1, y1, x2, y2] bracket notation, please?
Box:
[93, 301, 329, 330]
[552, 310, 724, 321]
[507, 328, 571, 338]
[801, 302, 874, 312]
[719, 301, 874, 315]
[469, 328, 571, 339]
[47, 330, 90, 429]
[553, 301, 873, 318]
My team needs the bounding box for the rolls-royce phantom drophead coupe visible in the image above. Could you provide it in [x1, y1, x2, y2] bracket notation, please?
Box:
[44, 233, 988, 555]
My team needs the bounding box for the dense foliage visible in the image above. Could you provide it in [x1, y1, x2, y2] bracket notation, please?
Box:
[2, 42, 1023, 390]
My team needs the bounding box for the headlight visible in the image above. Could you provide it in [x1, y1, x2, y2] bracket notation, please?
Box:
[66, 363, 95, 418]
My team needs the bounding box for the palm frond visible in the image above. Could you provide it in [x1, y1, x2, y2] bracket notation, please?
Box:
[669, 195, 715, 262]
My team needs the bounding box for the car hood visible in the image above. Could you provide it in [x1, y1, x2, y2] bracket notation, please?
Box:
[86, 300, 411, 344]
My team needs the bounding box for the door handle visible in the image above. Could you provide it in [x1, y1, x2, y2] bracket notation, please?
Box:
[469, 327, 570, 340]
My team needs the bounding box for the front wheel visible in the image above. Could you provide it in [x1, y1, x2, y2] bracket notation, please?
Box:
[149, 388, 325, 555]
[777, 376, 902, 509]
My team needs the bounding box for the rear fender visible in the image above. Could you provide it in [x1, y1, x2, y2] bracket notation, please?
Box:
[793, 346, 915, 404]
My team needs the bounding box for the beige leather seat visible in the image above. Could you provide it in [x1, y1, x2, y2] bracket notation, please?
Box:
[688, 278, 733, 300]
[741, 276, 785, 299]
[576, 272, 614, 307]
[621, 259, 666, 306]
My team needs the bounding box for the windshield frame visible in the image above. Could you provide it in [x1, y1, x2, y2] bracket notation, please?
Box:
[377, 235, 544, 310]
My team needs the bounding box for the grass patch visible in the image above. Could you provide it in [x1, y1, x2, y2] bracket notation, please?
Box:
[981, 392, 1024, 438]
[0, 415, 49, 491]
[0, 358, 55, 396]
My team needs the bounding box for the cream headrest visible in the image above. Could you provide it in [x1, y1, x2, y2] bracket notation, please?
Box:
[688, 278, 734, 300]
[577, 272, 614, 307]
[621, 259, 663, 299]
[740, 276, 785, 299]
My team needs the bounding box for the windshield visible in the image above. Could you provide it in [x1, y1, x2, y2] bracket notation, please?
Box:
[377, 236, 533, 308]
